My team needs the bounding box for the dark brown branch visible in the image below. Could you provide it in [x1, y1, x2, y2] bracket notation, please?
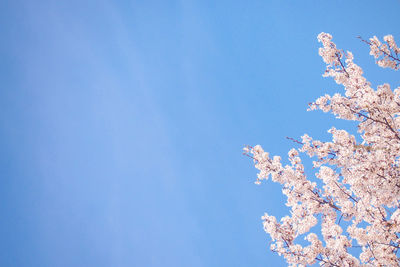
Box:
[358, 36, 400, 64]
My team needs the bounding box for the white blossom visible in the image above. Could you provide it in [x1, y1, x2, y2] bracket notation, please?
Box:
[245, 33, 400, 266]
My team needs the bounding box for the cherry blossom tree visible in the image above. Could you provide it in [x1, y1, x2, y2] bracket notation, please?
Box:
[244, 33, 400, 266]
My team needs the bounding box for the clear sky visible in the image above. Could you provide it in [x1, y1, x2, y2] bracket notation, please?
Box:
[1, 1, 400, 266]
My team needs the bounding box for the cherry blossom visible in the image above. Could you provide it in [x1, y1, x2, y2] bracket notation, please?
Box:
[245, 33, 400, 266]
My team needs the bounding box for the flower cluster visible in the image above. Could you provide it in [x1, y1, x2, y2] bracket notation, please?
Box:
[245, 33, 400, 266]
[365, 35, 400, 70]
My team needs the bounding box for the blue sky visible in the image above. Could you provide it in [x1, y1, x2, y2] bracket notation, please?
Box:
[1, 1, 400, 266]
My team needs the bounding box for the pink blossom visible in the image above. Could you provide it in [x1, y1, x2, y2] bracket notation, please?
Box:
[245, 33, 400, 266]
